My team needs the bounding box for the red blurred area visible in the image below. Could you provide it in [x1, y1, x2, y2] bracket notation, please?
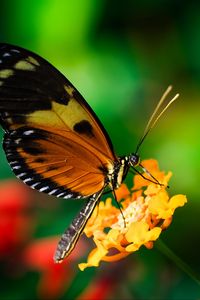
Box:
[0, 179, 87, 299]
[78, 276, 117, 300]
[0, 180, 34, 259]
[23, 237, 86, 299]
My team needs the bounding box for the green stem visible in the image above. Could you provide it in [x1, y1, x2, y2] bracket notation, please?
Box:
[155, 239, 200, 286]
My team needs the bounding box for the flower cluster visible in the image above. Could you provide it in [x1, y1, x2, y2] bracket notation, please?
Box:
[79, 159, 187, 271]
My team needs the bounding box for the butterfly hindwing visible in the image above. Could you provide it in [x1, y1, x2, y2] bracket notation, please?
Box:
[3, 126, 107, 198]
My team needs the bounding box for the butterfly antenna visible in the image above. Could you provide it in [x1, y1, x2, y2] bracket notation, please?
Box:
[135, 85, 179, 154]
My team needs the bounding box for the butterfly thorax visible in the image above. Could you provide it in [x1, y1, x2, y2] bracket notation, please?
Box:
[107, 153, 140, 190]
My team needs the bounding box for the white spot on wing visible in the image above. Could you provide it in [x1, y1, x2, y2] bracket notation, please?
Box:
[23, 130, 34, 136]
[57, 192, 65, 197]
[39, 186, 49, 192]
[11, 49, 20, 53]
[31, 182, 41, 188]
[3, 140, 9, 145]
[48, 189, 58, 195]
[64, 194, 73, 199]
[10, 130, 17, 136]
[15, 138, 21, 144]
[24, 178, 32, 183]
[9, 161, 18, 165]
[6, 153, 12, 157]
[3, 53, 11, 57]
[17, 172, 27, 178]
[12, 165, 21, 170]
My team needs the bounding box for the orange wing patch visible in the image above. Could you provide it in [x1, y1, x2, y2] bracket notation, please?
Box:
[19, 97, 115, 161]
[4, 126, 110, 198]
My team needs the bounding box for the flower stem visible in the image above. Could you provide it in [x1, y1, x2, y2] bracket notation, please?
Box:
[155, 239, 200, 286]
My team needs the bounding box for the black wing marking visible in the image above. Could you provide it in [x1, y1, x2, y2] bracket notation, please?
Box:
[3, 128, 82, 199]
[0, 43, 115, 158]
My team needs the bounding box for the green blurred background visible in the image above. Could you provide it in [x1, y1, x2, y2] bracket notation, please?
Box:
[0, 0, 200, 299]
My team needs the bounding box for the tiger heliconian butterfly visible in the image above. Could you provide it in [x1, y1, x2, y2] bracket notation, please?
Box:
[0, 43, 178, 263]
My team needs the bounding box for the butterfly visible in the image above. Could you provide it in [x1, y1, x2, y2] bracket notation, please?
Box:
[0, 43, 178, 263]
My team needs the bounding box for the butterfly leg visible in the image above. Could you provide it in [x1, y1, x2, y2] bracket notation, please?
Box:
[54, 190, 103, 263]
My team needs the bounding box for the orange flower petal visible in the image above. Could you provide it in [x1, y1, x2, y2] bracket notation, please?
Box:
[115, 183, 130, 200]
[125, 221, 161, 252]
[79, 239, 108, 271]
[169, 194, 187, 209]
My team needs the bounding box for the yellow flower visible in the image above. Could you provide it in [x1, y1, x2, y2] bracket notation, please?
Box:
[78, 159, 187, 271]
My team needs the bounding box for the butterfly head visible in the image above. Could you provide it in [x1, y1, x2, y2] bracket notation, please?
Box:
[128, 153, 140, 167]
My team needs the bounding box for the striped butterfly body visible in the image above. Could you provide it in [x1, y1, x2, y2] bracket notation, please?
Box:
[0, 44, 178, 262]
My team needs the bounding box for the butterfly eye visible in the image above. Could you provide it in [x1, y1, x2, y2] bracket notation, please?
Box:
[129, 153, 140, 167]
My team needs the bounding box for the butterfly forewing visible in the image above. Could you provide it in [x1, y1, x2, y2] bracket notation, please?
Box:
[0, 43, 117, 198]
